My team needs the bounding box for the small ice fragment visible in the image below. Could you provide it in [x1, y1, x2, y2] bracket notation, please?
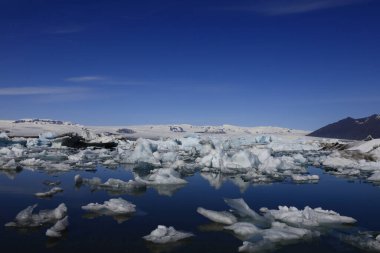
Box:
[368, 172, 380, 182]
[291, 174, 319, 182]
[82, 198, 136, 215]
[143, 225, 193, 244]
[224, 222, 260, 237]
[197, 207, 237, 225]
[35, 187, 63, 198]
[261, 205, 356, 227]
[46, 216, 68, 238]
[5, 203, 67, 227]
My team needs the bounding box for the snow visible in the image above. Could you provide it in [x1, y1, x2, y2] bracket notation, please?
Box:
[143, 225, 193, 244]
[82, 198, 136, 215]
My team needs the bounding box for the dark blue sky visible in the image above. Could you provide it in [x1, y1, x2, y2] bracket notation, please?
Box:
[1, 0, 379, 130]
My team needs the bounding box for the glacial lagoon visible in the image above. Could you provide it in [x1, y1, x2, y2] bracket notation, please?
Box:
[1, 166, 380, 253]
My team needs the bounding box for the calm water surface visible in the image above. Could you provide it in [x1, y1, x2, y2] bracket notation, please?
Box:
[0, 166, 379, 253]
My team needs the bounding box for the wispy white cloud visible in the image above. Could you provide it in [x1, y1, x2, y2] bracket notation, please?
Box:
[223, 0, 369, 15]
[0, 86, 88, 96]
[65, 76, 105, 82]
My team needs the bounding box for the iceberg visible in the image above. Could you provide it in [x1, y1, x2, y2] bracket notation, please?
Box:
[35, 187, 63, 198]
[368, 172, 380, 182]
[46, 216, 69, 238]
[135, 168, 187, 185]
[74, 174, 146, 194]
[5, 203, 67, 228]
[143, 225, 193, 244]
[260, 206, 357, 227]
[291, 174, 319, 182]
[224, 222, 260, 237]
[82, 198, 136, 215]
[197, 207, 237, 225]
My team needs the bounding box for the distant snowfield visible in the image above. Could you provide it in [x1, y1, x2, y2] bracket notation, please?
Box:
[0, 119, 309, 138]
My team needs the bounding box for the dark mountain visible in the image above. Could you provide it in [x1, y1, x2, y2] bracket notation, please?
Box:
[308, 114, 380, 140]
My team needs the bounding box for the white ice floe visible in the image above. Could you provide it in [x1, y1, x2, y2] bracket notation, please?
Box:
[135, 168, 187, 185]
[368, 172, 380, 182]
[348, 139, 380, 153]
[260, 206, 356, 227]
[74, 174, 146, 193]
[291, 174, 319, 182]
[237, 223, 317, 253]
[143, 225, 193, 244]
[199, 198, 367, 253]
[35, 187, 63, 198]
[224, 198, 269, 226]
[46, 216, 69, 238]
[125, 138, 160, 165]
[225, 222, 260, 236]
[197, 207, 237, 225]
[81, 198, 136, 215]
[340, 233, 380, 252]
[5, 203, 67, 227]
[19, 158, 44, 167]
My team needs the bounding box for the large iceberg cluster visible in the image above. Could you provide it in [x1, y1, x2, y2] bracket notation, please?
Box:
[1, 125, 380, 186]
[197, 198, 380, 252]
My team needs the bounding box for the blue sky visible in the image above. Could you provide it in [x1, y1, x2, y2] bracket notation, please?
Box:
[0, 0, 379, 130]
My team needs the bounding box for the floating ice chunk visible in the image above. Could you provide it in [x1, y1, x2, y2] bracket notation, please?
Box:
[238, 222, 316, 252]
[82, 198, 136, 215]
[197, 207, 237, 225]
[368, 172, 380, 182]
[5, 203, 67, 227]
[340, 233, 380, 252]
[35, 187, 63, 198]
[0, 132, 9, 139]
[260, 206, 356, 227]
[261, 222, 315, 242]
[20, 158, 44, 167]
[239, 240, 276, 253]
[225, 150, 259, 170]
[255, 135, 272, 144]
[136, 168, 187, 185]
[143, 225, 193, 244]
[291, 174, 319, 182]
[125, 138, 160, 165]
[43, 180, 61, 186]
[225, 222, 260, 237]
[292, 153, 307, 164]
[46, 216, 68, 238]
[0, 159, 17, 170]
[224, 198, 269, 226]
[348, 139, 380, 153]
[102, 178, 146, 190]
